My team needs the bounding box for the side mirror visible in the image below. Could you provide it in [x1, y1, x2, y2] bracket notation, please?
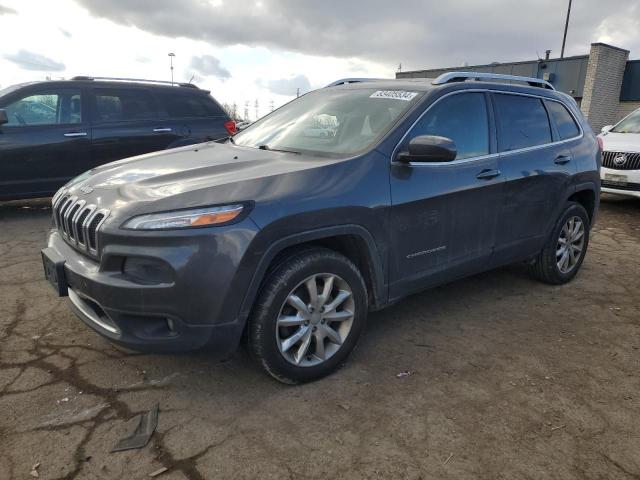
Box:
[398, 135, 457, 163]
[601, 125, 613, 134]
[0, 109, 8, 126]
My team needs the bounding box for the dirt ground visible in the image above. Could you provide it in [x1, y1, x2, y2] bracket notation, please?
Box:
[0, 195, 639, 480]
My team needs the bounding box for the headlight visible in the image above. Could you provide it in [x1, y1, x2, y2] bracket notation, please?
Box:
[121, 204, 245, 230]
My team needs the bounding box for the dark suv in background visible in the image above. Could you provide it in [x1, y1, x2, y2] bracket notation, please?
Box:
[42, 72, 600, 384]
[0, 77, 235, 200]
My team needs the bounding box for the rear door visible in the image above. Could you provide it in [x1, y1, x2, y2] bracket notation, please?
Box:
[389, 91, 504, 298]
[89, 87, 178, 167]
[492, 92, 577, 263]
[153, 90, 230, 145]
[0, 86, 90, 199]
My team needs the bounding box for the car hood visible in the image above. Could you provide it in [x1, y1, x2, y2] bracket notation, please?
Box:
[600, 132, 640, 153]
[62, 142, 340, 217]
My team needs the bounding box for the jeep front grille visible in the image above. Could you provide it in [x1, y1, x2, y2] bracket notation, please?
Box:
[602, 151, 640, 170]
[52, 194, 109, 255]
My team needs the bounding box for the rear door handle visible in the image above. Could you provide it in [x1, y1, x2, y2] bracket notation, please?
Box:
[63, 132, 87, 137]
[476, 169, 501, 180]
[555, 155, 572, 165]
[153, 127, 172, 133]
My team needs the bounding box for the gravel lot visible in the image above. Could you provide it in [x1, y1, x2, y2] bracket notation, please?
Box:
[1, 195, 639, 480]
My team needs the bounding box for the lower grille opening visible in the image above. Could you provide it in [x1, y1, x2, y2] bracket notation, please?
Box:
[602, 180, 640, 192]
[68, 289, 120, 334]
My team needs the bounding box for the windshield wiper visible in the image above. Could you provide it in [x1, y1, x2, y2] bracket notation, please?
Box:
[257, 144, 300, 155]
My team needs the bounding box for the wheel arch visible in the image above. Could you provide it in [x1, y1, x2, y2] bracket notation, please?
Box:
[238, 225, 387, 325]
[566, 182, 599, 223]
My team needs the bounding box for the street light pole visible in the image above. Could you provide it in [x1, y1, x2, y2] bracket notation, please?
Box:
[560, 0, 572, 59]
[168, 53, 175, 85]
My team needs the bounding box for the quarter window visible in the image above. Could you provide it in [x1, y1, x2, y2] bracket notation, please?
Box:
[93, 88, 157, 123]
[156, 93, 224, 118]
[407, 93, 489, 160]
[546, 101, 580, 140]
[494, 94, 551, 151]
[3, 90, 82, 126]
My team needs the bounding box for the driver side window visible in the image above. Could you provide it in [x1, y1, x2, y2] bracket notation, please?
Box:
[4, 89, 82, 127]
[408, 92, 489, 160]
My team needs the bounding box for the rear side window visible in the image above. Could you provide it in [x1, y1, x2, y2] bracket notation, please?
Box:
[93, 88, 157, 123]
[546, 101, 580, 140]
[156, 93, 225, 118]
[407, 92, 489, 160]
[494, 94, 551, 151]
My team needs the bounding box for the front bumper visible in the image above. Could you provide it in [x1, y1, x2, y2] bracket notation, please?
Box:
[601, 166, 640, 199]
[44, 219, 258, 355]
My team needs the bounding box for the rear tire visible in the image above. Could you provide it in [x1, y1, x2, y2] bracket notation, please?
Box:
[248, 247, 367, 384]
[529, 201, 590, 285]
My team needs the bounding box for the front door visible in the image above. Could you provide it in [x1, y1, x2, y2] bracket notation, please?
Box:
[0, 86, 89, 199]
[389, 91, 504, 299]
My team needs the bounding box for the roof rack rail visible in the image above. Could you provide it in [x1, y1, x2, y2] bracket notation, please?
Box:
[431, 71, 555, 90]
[325, 78, 386, 87]
[70, 76, 199, 89]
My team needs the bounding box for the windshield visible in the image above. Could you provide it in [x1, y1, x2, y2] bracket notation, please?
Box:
[233, 87, 423, 156]
[612, 109, 640, 134]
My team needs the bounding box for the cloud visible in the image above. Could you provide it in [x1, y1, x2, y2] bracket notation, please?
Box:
[75, 0, 640, 70]
[188, 54, 231, 80]
[259, 74, 311, 97]
[4, 50, 65, 72]
[0, 4, 16, 15]
[59, 28, 72, 38]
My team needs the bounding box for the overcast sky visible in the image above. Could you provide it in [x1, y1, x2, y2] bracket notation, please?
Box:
[1, 0, 638, 120]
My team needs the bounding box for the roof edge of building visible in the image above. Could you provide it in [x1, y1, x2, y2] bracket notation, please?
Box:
[400, 54, 590, 76]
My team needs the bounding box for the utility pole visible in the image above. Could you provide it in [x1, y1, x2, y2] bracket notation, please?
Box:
[269, 100, 274, 112]
[254, 99, 259, 120]
[560, 0, 572, 58]
[168, 53, 175, 84]
[296, 88, 300, 98]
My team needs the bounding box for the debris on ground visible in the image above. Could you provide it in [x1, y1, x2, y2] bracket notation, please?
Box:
[149, 466, 169, 477]
[396, 370, 415, 379]
[550, 424, 566, 431]
[337, 403, 350, 411]
[443, 453, 453, 465]
[112, 403, 159, 452]
[29, 463, 40, 477]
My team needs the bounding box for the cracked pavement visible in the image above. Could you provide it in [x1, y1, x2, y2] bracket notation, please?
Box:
[1, 196, 639, 479]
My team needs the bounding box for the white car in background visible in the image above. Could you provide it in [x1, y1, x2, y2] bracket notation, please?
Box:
[600, 107, 640, 199]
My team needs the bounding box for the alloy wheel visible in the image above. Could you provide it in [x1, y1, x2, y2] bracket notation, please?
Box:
[275, 273, 355, 367]
[556, 215, 585, 274]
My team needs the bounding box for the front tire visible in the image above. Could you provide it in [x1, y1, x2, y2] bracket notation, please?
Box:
[529, 201, 590, 284]
[248, 248, 368, 384]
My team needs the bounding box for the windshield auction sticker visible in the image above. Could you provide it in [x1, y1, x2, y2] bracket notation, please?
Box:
[370, 90, 418, 101]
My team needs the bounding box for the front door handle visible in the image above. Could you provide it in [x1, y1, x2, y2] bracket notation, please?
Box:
[63, 132, 87, 137]
[153, 127, 172, 133]
[555, 155, 572, 165]
[476, 169, 501, 180]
